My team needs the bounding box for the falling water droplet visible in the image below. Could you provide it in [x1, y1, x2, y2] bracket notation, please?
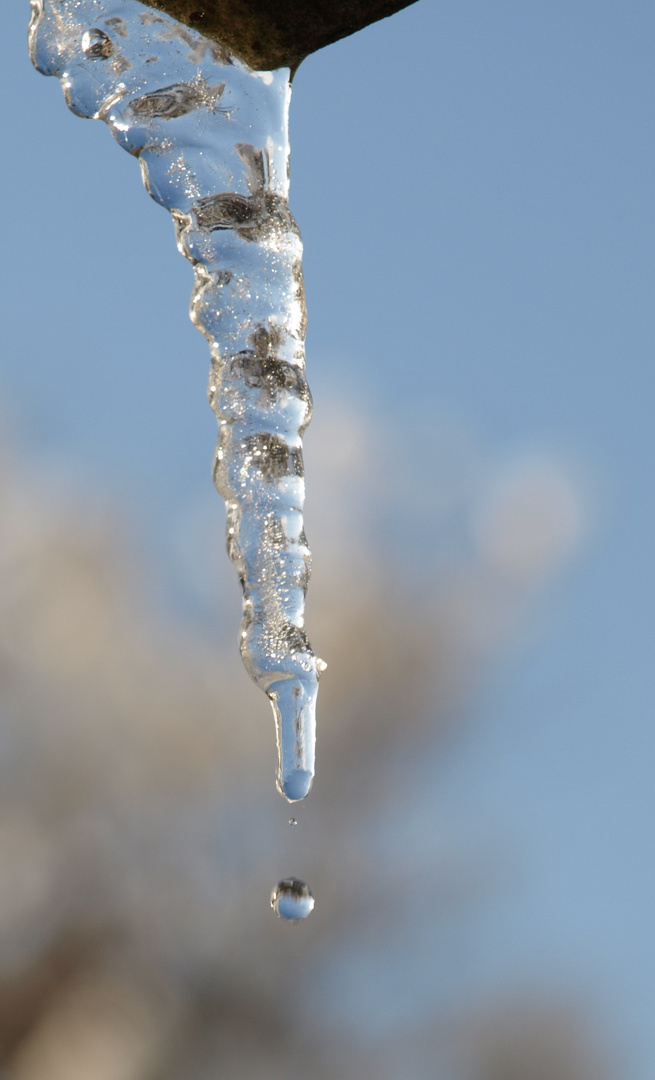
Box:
[270, 878, 314, 920]
[81, 28, 114, 59]
[29, 0, 323, 803]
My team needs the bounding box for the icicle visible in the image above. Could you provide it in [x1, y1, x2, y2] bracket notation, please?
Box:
[29, 0, 323, 801]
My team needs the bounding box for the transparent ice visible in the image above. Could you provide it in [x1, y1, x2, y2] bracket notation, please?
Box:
[29, 0, 324, 801]
[270, 877, 314, 921]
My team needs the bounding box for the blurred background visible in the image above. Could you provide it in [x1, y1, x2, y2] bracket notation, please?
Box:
[0, 0, 653, 1076]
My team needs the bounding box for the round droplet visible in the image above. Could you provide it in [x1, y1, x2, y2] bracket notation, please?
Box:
[270, 878, 314, 920]
[82, 29, 114, 59]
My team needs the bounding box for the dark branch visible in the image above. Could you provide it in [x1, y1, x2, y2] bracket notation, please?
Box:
[141, 0, 421, 72]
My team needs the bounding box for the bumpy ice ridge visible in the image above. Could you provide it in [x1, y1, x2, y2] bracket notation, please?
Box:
[29, 0, 323, 800]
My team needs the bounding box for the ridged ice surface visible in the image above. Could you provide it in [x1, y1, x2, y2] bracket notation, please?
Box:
[29, 0, 323, 801]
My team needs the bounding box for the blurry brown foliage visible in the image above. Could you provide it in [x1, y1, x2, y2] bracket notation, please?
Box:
[0, 412, 608, 1079]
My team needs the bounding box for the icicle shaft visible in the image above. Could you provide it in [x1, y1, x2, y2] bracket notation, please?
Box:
[30, 0, 321, 800]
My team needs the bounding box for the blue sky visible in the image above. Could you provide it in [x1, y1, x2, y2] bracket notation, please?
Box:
[2, 1, 655, 1074]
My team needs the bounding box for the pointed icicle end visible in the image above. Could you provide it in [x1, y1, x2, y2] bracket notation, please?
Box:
[268, 673, 317, 803]
[277, 767, 313, 803]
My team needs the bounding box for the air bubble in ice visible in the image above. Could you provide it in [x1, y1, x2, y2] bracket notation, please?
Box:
[82, 28, 113, 58]
[270, 878, 314, 920]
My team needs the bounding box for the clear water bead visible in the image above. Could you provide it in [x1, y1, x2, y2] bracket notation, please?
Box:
[81, 29, 113, 58]
[270, 878, 314, 920]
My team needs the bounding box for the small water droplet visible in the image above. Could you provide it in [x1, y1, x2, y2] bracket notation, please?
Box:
[82, 28, 113, 59]
[288, 817, 297, 826]
[271, 877, 314, 921]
